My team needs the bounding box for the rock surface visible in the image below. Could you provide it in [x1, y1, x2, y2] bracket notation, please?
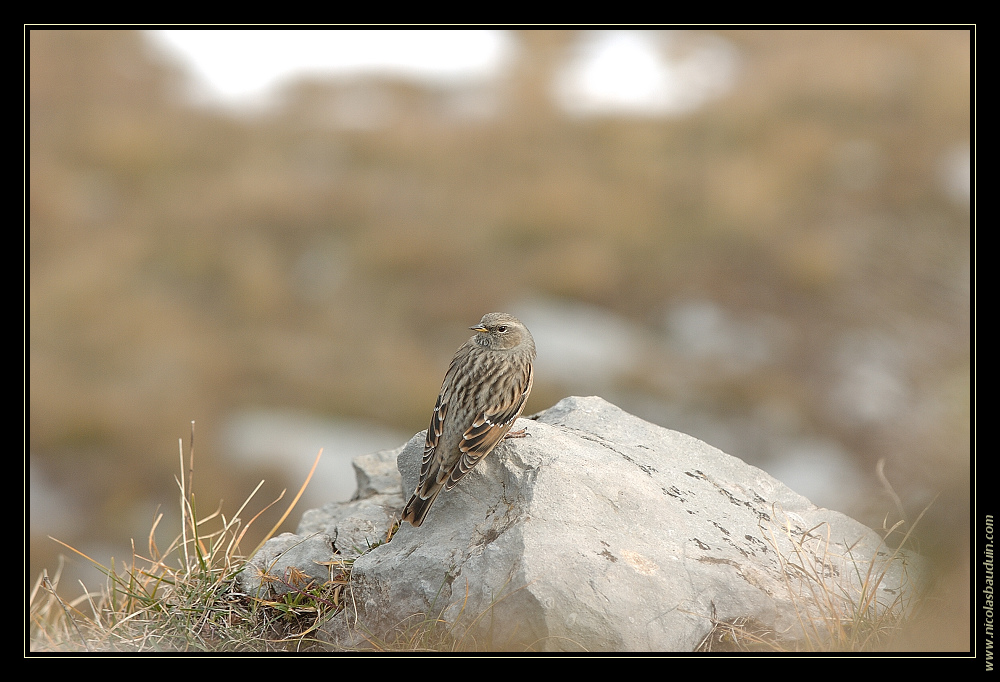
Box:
[241, 396, 923, 652]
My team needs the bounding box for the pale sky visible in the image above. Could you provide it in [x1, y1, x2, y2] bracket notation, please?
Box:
[147, 29, 739, 116]
[148, 30, 511, 102]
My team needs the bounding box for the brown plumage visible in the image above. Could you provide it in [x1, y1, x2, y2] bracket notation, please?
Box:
[400, 312, 536, 527]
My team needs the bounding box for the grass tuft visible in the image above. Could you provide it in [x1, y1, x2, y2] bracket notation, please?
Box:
[696, 466, 930, 653]
[29, 425, 342, 652]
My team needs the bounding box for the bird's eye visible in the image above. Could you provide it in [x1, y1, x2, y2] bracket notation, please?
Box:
[497, 325, 508, 333]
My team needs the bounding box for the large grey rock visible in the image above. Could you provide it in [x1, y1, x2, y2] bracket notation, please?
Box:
[252, 397, 923, 651]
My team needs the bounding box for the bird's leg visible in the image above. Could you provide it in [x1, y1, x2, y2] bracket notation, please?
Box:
[504, 428, 528, 439]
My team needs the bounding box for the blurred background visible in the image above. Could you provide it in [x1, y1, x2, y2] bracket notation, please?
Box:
[28, 29, 970, 648]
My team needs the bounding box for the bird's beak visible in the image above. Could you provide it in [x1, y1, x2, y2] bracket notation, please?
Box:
[470, 324, 488, 333]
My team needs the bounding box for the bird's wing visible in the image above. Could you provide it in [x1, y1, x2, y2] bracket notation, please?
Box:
[446, 361, 533, 489]
[420, 390, 447, 481]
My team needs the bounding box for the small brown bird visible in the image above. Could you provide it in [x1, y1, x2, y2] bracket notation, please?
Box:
[401, 312, 536, 527]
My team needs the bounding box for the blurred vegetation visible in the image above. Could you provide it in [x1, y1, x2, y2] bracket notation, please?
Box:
[28, 29, 970, 649]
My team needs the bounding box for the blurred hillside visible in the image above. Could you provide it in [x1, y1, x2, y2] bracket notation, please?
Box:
[28, 30, 970, 647]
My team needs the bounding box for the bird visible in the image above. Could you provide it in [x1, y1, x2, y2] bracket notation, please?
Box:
[400, 312, 536, 527]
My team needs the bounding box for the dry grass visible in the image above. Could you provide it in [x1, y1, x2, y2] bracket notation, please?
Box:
[28, 426, 345, 653]
[696, 477, 932, 653]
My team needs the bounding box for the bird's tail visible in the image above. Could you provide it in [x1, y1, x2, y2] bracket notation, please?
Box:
[400, 486, 444, 527]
